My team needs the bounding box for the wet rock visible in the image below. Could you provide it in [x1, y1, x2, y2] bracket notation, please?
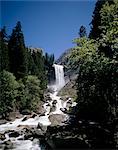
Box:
[31, 113, 37, 118]
[66, 100, 73, 110]
[44, 93, 52, 101]
[37, 122, 42, 130]
[39, 113, 45, 117]
[8, 111, 23, 121]
[21, 109, 31, 115]
[37, 122, 47, 132]
[37, 102, 46, 114]
[24, 128, 33, 140]
[67, 99, 72, 104]
[0, 133, 6, 140]
[52, 100, 57, 105]
[22, 116, 28, 121]
[24, 127, 44, 140]
[60, 108, 67, 113]
[17, 125, 31, 129]
[0, 119, 8, 125]
[4, 140, 13, 149]
[50, 105, 56, 113]
[9, 131, 20, 138]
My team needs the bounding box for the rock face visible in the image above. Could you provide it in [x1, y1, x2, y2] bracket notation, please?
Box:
[58, 78, 77, 100]
[56, 48, 72, 65]
[49, 114, 67, 126]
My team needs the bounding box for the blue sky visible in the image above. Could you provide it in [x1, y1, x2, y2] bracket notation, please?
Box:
[1, 0, 96, 58]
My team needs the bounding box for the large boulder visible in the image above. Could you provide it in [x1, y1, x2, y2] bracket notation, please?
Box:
[24, 128, 44, 140]
[49, 114, 67, 126]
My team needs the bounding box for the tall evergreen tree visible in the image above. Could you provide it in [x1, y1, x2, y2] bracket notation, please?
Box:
[0, 26, 9, 72]
[29, 49, 47, 90]
[79, 25, 87, 38]
[8, 21, 28, 79]
[89, 0, 113, 39]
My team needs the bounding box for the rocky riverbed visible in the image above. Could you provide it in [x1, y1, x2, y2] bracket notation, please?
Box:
[0, 89, 77, 150]
[0, 90, 117, 150]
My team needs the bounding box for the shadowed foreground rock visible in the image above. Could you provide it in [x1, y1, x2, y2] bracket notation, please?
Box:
[45, 120, 116, 149]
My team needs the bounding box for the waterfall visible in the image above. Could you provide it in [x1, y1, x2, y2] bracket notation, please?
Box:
[53, 64, 65, 91]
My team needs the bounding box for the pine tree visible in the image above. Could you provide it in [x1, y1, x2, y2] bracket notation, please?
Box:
[29, 48, 47, 90]
[0, 26, 9, 72]
[89, 0, 113, 39]
[8, 21, 28, 79]
[79, 25, 87, 38]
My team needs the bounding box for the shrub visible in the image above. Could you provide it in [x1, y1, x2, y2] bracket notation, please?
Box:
[0, 70, 18, 118]
[18, 75, 43, 112]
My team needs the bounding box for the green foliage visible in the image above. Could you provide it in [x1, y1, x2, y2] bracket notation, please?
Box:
[28, 49, 47, 90]
[0, 27, 9, 72]
[0, 22, 48, 116]
[98, 0, 118, 58]
[0, 70, 18, 117]
[68, 0, 117, 125]
[69, 37, 118, 123]
[70, 37, 98, 69]
[18, 75, 43, 112]
[8, 21, 28, 79]
[0, 71, 44, 116]
[89, 0, 112, 39]
[77, 55, 117, 122]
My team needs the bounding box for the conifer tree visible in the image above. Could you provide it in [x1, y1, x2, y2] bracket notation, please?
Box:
[8, 21, 28, 79]
[79, 25, 87, 38]
[89, 0, 113, 39]
[30, 49, 47, 90]
[0, 27, 9, 72]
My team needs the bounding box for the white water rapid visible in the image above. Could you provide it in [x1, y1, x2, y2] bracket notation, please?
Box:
[53, 64, 65, 91]
[0, 64, 76, 150]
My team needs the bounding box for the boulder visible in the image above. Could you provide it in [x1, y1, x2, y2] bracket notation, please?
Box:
[21, 109, 31, 115]
[0, 119, 8, 125]
[22, 116, 28, 121]
[0, 133, 6, 140]
[9, 131, 20, 138]
[50, 105, 56, 113]
[49, 114, 67, 126]
[24, 127, 44, 140]
[8, 111, 23, 121]
[31, 112, 37, 118]
[4, 140, 13, 149]
[37, 122, 47, 132]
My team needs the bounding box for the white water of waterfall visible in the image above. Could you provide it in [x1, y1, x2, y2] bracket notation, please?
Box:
[53, 64, 65, 91]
